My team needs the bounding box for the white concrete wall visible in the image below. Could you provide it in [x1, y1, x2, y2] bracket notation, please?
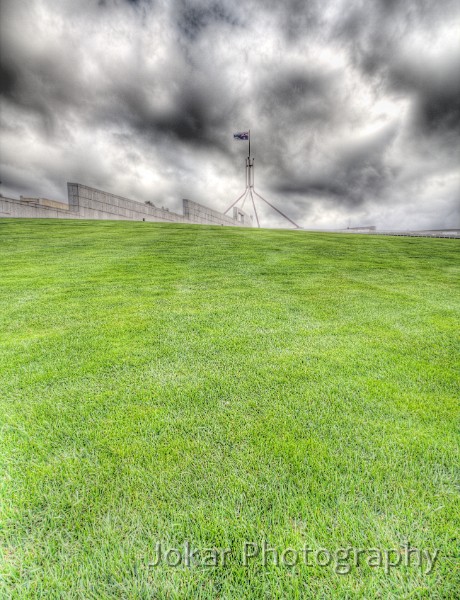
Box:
[0, 183, 253, 228]
[0, 196, 78, 219]
[67, 183, 188, 223]
[183, 199, 252, 227]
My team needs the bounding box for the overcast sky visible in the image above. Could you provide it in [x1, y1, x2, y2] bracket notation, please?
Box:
[1, 0, 459, 229]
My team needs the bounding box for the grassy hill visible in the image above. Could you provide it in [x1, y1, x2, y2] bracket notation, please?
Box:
[1, 219, 459, 599]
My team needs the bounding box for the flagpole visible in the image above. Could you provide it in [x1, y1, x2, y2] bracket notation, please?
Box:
[228, 128, 302, 228]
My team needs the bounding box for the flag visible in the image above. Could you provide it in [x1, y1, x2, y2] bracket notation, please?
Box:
[233, 131, 249, 140]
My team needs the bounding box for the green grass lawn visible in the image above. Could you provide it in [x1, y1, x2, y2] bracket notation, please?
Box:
[1, 219, 459, 599]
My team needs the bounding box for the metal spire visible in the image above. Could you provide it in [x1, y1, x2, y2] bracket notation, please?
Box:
[225, 133, 301, 229]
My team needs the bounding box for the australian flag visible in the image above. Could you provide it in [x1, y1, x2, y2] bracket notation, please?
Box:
[233, 131, 249, 140]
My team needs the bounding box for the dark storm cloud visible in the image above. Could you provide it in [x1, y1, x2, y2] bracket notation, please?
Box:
[114, 75, 236, 153]
[259, 69, 334, 121]
[335, 0, 460, 135]
[176, 0, 239, 40]
[1, 0, 459, 228]
[388, 53, 460, 135]
[275, 123, 399, 206]
[0, 61, 17, 97]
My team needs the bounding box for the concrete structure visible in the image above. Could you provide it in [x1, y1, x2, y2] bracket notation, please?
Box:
[375, 229, 460, 239]
[335, 228, 460, 239]
[346, 226, 376, 232]
[183, 199, 251, 227]
[0, 182, 253, 227]
[19, 196, 70, 210]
